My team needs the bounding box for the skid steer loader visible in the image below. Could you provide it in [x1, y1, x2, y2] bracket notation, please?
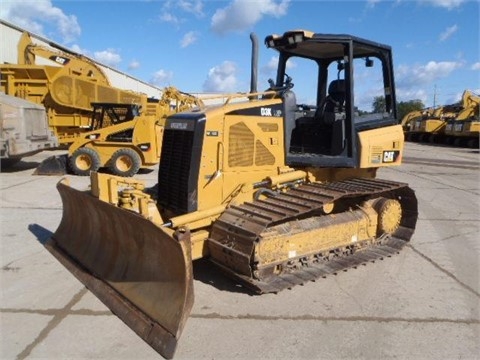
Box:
[45, 30, 418, 358]
[65, 102, 162, 177]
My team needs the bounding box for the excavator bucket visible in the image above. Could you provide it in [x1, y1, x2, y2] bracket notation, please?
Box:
[33, 154, 68, 175]
[45, 180, 194, 359]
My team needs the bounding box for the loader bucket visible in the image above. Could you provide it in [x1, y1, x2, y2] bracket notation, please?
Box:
[33, 154, 68, 175]
[45, 180, 194, 359]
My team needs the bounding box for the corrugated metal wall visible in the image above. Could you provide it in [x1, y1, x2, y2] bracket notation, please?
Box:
[1, 21, 25, 64]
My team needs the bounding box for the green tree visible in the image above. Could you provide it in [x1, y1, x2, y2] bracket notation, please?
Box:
[397, 99, 424, 120]
[372, 96, 386, 113]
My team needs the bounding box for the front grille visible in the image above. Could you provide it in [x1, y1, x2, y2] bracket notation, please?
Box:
[157, 128, 194, 214]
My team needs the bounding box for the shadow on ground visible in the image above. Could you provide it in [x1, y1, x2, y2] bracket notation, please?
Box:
[28, 224, 54, 245]
[193, 258, 253, 295]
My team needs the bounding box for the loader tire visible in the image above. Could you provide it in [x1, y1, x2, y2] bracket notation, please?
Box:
[69, 147, 101, 176]
[0, 158, 21, 169]
[108, 148, 141, 177]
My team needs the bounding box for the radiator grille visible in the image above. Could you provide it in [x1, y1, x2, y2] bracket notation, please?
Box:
[157, 129, 194, 213]
[255, 140, 275, 166]
[228, 122, 254, 167]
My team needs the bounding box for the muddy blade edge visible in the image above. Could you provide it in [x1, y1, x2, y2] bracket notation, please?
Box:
[45, 181, 194, 359]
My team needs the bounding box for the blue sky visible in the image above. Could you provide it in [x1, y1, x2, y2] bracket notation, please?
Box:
[1, 0, 479, 109]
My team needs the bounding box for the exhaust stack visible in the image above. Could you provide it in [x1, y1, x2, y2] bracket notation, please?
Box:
[250, 32, 258, 94]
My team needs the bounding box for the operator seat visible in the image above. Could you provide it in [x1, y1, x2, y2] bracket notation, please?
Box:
[318, 79, 346, 124]
[316, 79, 347, 155]
[283, 89, 298, 151]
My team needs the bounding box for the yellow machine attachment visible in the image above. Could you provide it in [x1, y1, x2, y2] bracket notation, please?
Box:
[45, 31, 418, 358]
[17, 31, 109, 84]
[46, 177, 193, 359]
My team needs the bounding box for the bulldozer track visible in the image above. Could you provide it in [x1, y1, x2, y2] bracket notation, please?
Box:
[208, 178, 418, 293]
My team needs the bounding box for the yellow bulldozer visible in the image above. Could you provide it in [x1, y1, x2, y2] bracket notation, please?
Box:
[45, 31, 418, 358]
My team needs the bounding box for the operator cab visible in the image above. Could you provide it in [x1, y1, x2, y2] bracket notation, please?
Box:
[265, 30, 397, 168]
[90, 102, 141, 130]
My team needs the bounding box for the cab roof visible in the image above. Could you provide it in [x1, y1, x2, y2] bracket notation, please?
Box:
[265, 30, 392, 60]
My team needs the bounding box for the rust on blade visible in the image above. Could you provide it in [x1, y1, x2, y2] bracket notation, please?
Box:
[46, 180, 194, 359]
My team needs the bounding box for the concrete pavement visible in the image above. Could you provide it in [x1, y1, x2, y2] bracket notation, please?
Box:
[1, 142, 479, 359]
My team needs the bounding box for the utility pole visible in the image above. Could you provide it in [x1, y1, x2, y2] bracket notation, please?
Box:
[433, 84, 437, 108]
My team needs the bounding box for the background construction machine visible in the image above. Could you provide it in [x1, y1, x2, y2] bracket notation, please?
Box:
[45, 31, 418, 358]
[0, 93, 57, 168]
[1, 32, 201, 174]
[64, 87, 202, 176]
[1, 32, 146, 144]
[65, 102, 161, 176]
[403, 90, 480, 147]
[443, 90, 480, 148]
[405, 103, 461, 143]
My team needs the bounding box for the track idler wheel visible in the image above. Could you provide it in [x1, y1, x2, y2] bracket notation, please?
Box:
[372, 197, 402, 235]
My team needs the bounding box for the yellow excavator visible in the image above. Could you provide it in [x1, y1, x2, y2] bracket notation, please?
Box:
[401, 109, 428, 134]
[405, 103, 461, 143]
[45, 31, 418, 358]
[444, 90, 480, 148]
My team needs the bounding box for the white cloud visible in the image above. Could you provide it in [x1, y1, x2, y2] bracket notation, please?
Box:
[69, 45, 123, 69]
[203, 61, 238, 92]
[396, 88, 429, 104]
[0, 0, 80, 43]
[439, 24, 458, 41]
[366, 0, 381, 8]
[395, 60, 464, 105]
[211, 0, 290, 35]
[178, 0, 205, 17]
[128, 60, 141, 70]
[151, 69, 174, 86]
[70, 44, 88, 54]
[261, 56, 296, 74]
[180, 31, 199, 48]
[159, 0, 204, 25]
[93, 49, 122, 67]
[419, 0, 465, 10]
[262, 56, 280, 74]
[159, 12, 181, 25]
[396, 60, 463, 88]
[471, 62, 480, 71]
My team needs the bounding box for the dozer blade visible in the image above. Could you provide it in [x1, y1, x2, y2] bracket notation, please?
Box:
[33, 154, 68, 175]
[45, 180, 194, 359]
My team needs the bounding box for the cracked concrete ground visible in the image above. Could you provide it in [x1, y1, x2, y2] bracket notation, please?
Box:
[1, 142, 479, 359]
